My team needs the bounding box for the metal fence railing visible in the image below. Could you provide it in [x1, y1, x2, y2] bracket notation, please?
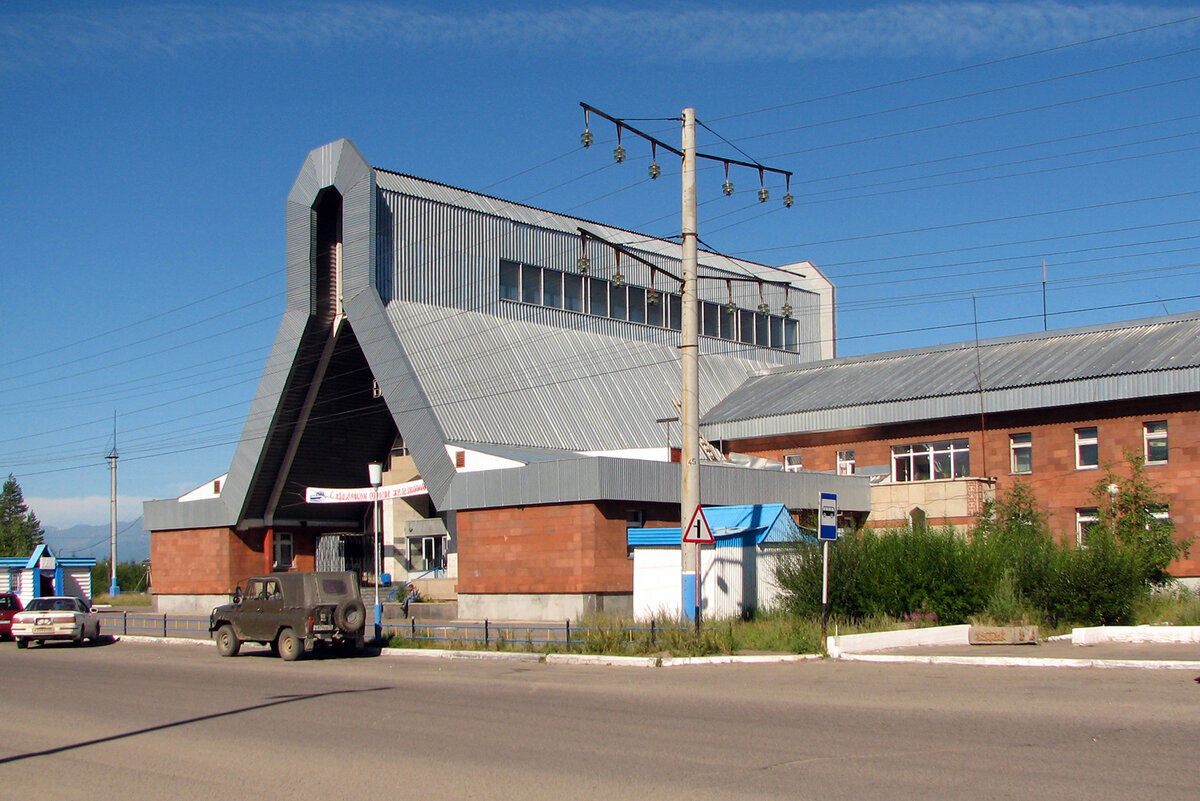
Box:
[97, 612, 697, 652]
[97, 611, 210, 639]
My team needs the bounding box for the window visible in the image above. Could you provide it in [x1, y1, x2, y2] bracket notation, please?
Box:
[627, 287, 646, 324]
[783, 453, 803, 472]
[770, 315, 783, 349]
[837, 450, 856, 476]
[892, 439, 970, 482]
[645, 293, 663, 326]
[521, 264, 542, 304]
[609, 284, 627, 320]
[1010, 433, 1032, 474]
[625, 510, 644, 530]
[273, 533, 294, 570]
[542, 268, 563, 308]
[1075, 427, 1098, 469]
[563, 274, 585, 312]
[719, 303, 735, 340]
[668, 293, 682, 331]
[497, 258, 801, 352]
[499, 260, 521, 301]
[785, 319, 800, 352]
[1075, 508, 1099, 547]
[739, 309, 755, 345]
[1144, 421, 1168, 464]
[589, 277, 608, 316]
[702, 302, 719, 337]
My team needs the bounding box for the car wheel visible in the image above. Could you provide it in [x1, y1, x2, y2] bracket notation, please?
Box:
[16, 637, 28, 649]
[277, 627, 302, 661]
[215, 624, 241, 657]
[75, 625, 85, 645]
[90, 622, 101, 642]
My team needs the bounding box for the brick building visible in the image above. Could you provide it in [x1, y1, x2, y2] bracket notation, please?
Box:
[143, 139, 867, 617]
[701, 312, 1200, 584]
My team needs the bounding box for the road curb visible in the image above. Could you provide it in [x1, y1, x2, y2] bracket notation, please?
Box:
[837, 652, 1200, 670]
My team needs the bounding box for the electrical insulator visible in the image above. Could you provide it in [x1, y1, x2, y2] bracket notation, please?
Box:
[581, 130, 594, 148]
[722, 179, 734, 196]
[649, 162, 661, 179]
[614, 145, 627, 163]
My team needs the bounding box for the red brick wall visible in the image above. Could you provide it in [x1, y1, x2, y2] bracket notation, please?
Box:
[150, 527, 263, 595]
[151, 526, 321, 595]
[457, 501, 650, 595]
[726, 395, 1200, 577]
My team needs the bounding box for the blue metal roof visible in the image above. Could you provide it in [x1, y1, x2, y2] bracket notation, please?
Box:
[0, 544, 96, 569]
[627, 503, 806, 547]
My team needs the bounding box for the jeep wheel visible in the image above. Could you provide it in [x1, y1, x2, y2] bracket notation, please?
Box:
[215, 624, 241, 657]
[335, 598, 366, 632]
[277, 627, 303, 661]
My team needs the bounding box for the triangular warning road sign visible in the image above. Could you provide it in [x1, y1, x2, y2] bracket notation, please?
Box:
[682, 506, 715, 544]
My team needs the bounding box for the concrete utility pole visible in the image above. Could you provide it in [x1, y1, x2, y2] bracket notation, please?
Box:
[107, 413, 120, 596]
[680, 108, 701, 627]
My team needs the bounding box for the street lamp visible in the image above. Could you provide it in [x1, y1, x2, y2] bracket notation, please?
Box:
[368, 461, 383, 643]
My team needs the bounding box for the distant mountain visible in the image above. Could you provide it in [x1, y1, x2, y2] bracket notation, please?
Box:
[42, 518, 149, 563]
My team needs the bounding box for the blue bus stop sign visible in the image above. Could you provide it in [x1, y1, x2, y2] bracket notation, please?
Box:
[819, 492, 838, 541]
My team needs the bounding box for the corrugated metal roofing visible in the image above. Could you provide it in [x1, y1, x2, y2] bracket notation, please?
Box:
[703, 311, 1200, 439]
[386, 301, 777, 451]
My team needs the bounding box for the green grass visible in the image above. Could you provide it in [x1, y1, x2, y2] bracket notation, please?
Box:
[93, 592, 152, 607]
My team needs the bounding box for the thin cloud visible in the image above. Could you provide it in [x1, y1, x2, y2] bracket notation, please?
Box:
[2, 2, 1197, 71]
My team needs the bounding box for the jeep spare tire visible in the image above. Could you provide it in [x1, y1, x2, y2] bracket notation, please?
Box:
[336, 598, 366, 631]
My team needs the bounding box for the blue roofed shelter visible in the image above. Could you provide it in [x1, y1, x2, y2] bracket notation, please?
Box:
[628, 504, 809, 620]
[0, 544, 97, 607]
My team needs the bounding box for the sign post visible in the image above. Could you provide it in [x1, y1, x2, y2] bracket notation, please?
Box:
[818, 492, 839, 642]
[681, 506, 714, 632]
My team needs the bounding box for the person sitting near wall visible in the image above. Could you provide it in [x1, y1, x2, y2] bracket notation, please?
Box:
[401, 583, 420, 617]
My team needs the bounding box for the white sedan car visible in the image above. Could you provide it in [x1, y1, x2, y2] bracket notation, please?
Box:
[12, 596, 101, 649]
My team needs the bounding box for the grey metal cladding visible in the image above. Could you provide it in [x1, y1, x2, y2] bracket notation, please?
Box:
[142, 497, 233, 532]
[372, 169, 829, 361]
[342, 291, 457, 506]
[703, 311, 1200, 439]
[442, 456, 869, 512]
[384, 301, 773, 451]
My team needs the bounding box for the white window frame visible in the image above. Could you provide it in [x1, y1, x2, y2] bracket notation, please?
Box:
[1009, 433, 1032, 474]
[892, 439, 969, 482]
[783, 453, 803, 473]
[1143, 421, 1168, 464]
[273, 532, 294, 570]
[836, 450, 856, 476]
[1075, 427, 1099, 470]
[1075, 508, 1099, 547]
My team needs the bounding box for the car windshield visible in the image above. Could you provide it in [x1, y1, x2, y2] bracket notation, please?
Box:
[25, 598, 81, 612]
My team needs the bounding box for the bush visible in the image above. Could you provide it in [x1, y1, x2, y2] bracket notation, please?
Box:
[774, 472, 1182, 628]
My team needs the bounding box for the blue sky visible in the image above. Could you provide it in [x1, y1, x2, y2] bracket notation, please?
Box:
[2, 1, 1198, 529]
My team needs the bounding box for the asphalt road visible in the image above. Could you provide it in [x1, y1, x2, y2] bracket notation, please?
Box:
[1, 639, 1197, 800]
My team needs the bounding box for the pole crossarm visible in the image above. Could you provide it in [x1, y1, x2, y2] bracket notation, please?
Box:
[580, 102, 793, 183]
[578, 227, 795, 291]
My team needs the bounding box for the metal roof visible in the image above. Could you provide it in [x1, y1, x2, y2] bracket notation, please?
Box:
[627, 503, 802, 546]
[702, 311, 1200, 440]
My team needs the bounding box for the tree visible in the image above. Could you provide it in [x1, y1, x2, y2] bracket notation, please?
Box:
[0, 474, 45, 557]
[1090, 453, 1190, 586]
